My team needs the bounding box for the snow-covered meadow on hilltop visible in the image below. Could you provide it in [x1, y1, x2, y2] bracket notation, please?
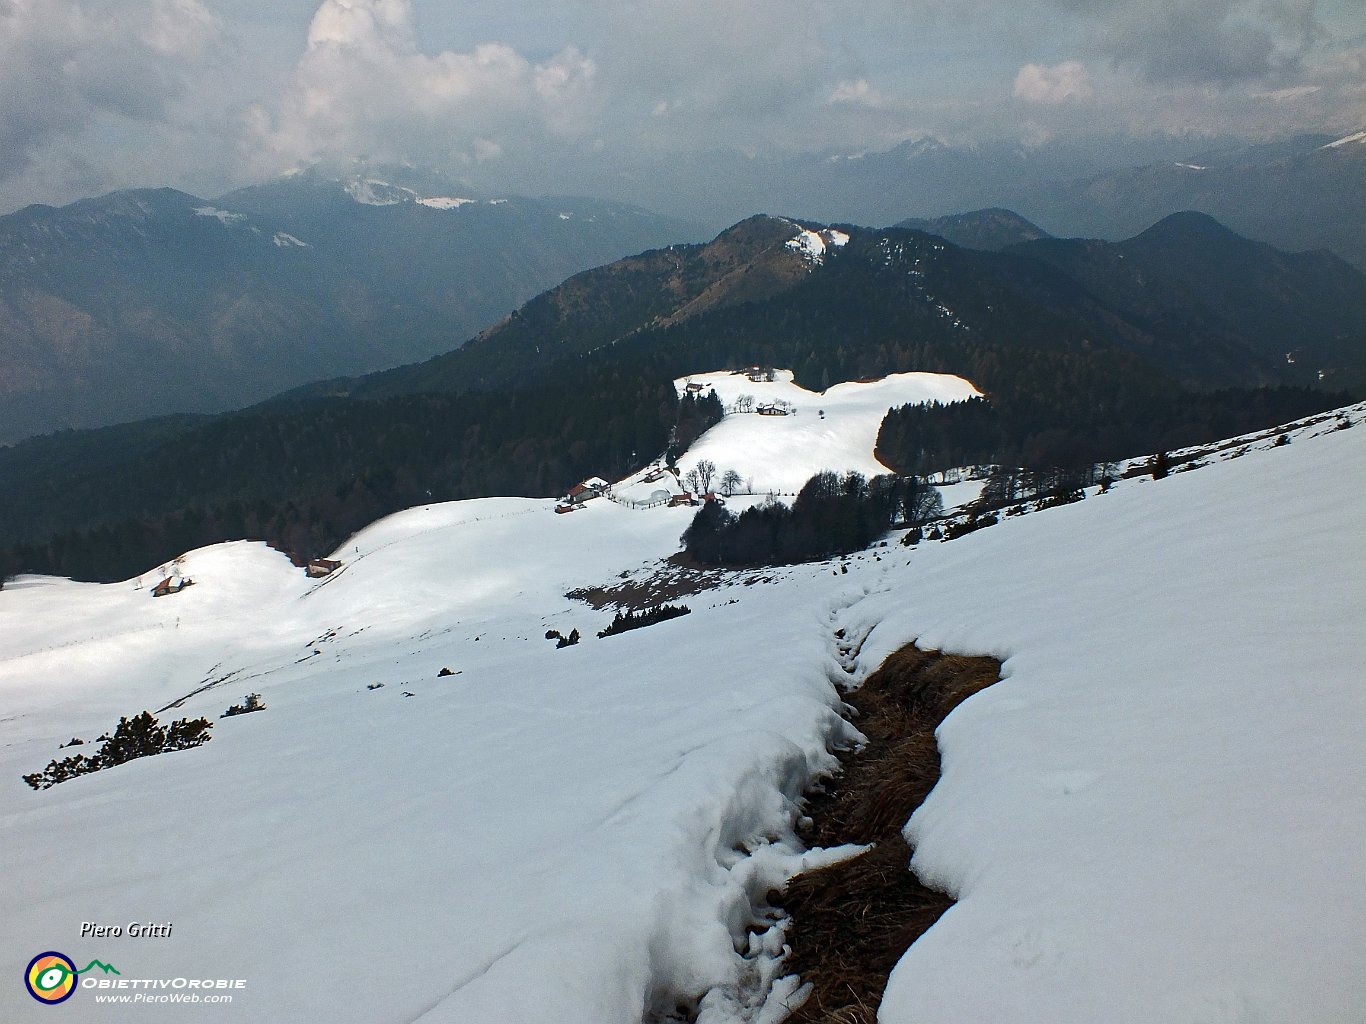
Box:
[1, 379, 1363, 1023]
[672, 369, 980, 496]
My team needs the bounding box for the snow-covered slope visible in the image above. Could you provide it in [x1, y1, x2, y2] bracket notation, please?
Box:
[1321, 129, 1366, 149]
[857, 414, 1366, 1023]
[674, 369, 979, 494]
[2, 405, 1362, 1023]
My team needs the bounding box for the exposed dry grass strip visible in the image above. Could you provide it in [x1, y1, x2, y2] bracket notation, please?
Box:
[775, 643, 1002, 1023]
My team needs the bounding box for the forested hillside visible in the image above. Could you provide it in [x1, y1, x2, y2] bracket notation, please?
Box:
[1, 213, 1360, 582]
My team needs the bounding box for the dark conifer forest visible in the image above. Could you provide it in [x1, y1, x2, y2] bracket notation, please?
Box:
[682, 472, 940, 566]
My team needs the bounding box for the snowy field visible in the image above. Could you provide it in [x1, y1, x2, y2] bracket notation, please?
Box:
[1, 399, 1363, 1023]
[673, 370, 979, 495]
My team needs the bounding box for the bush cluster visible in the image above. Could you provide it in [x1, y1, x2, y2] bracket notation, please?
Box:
[23, 711, 212, 790]
[546, 628, 580, 648]
[942, 512, 999, 540]
[222, 693, 265, 717]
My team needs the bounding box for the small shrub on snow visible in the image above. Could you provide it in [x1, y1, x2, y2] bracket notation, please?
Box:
[943, 513, 999, 540]
[222, 693, 266, 717]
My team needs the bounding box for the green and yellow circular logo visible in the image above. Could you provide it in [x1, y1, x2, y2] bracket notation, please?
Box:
[25, 952, 77, 1005]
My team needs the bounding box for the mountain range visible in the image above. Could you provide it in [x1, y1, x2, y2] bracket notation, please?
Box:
[995, 130, 1366, 270]
[622, 130, 1366, 271]
[342, 207, 1366, 402]
[0, 170, 702, 443]
[894, 209, 1051, 252]
[4, 129, 1363, 446]
[1, 208, 1360, 582]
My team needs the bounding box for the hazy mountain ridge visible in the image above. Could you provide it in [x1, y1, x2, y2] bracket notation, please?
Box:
[0, 211, 1359, 583]
[993, 130, 1366, 268]
[894, 209, 1051, 251]
[0, 175, 704, 443]
[349, 210, 1366, 399]
[1008, 211, 1366, 388]
[587, 132, 1363, 274]
[348, 214, 821, 398]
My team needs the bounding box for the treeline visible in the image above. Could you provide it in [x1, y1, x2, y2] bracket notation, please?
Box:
[672, 390, 724, 454]
[682, 471, 941, 566]
[0, 364, 713, 582]
[876, 386, 1348, 481]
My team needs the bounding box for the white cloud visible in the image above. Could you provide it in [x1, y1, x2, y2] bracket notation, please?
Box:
[830, 79, 889, 108]
[2, 0, 1364, 215]
[1013, 61, 1094, 103]
[473, 138, 502, 162]
[306, 0, 411, 51]
[140, 0, 219, 57]
[245, 0, 598, 174]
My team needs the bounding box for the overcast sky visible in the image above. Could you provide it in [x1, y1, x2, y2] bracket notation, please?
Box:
[1, 0, 1362, 214]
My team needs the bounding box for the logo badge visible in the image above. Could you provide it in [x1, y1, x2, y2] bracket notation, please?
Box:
[25, 952, 78, 1004]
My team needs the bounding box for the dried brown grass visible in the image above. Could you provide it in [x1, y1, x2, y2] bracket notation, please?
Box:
[776, 643, 1002, 1023]
[567, 555, 749, 611]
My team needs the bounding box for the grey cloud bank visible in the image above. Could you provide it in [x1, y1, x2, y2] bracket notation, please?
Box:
[0, 0, 1361, 217]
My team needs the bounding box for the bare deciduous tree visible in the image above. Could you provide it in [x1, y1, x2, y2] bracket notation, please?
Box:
[693, 459, 717, 494]
[720, 469, 742, 496]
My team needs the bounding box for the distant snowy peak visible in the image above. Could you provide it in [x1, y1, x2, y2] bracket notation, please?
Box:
[344, 178, 418, 206]
[1321, 129, 1366, 150]
[193, 206, 245, 226]
[784, 224, 850, 266]
[342, 176, 479, 210]
[898, 136, 950, 160]
[416, 196, 476, 210]
[273, 232, 310, 248]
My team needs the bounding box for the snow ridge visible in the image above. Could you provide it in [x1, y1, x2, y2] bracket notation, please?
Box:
[1321, 129, 1366, 149]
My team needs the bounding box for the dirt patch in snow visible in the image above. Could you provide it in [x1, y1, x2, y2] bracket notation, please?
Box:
[567, 554, 776, 611]
[776, 642, 1002, 1023]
